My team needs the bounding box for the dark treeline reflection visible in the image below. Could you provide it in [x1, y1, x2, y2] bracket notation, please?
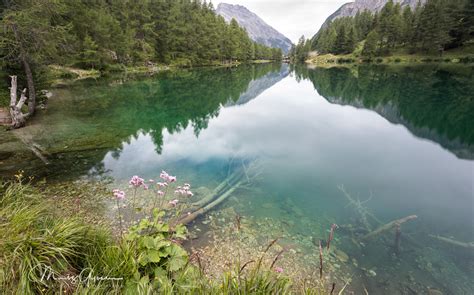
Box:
[4, 63, 286, 179]
[294, 64, 474, 159]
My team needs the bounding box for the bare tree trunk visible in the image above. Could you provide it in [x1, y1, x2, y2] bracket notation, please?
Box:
[9, 76, 28, 128]
[362, 215, 417, 241]
[12, 23, 36, 116]
[21, 55, 36, 116]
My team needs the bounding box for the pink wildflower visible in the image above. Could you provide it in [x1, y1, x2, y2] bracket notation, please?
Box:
[113, 189, 125, 200]
[169, 199, 179, 207]
[149, 179, 155, 183]
[129, 175, 145, 187]
[174, 183, 193, 197]
[168, 176, 177, 183]
[274, 267, 283, 273]
[157, 190, 165, 196]
[157, 182, 168, 188]
[160, 170, 169, 180]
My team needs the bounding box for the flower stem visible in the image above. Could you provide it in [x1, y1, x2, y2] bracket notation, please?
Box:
[116, 199, 123, 241]
[132, 187, 137, 210]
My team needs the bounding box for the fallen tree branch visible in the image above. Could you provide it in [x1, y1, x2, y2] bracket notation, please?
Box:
[338, 185, 382, 231]
[178, 181, 243, 225]
[429, 235, 474, 249]
[361, 215, 417, 240]
[192, 169, 242, 208]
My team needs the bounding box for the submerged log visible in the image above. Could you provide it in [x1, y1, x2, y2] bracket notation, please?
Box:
[429, 235, 474, 249]
[178, 181, 243, 225]
[192, 169, 242, 207]
[338, 185, 382, 231]
[361, 215, 417, 240]
[14, 131, 50, 165]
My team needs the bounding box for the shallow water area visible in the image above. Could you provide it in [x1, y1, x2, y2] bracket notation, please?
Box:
[1, 63, 473, 294]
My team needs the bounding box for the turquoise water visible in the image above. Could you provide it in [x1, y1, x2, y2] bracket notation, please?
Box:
[0, 64, 473, 293]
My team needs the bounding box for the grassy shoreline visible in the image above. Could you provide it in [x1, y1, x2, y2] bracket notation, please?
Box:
[49, 60, 278, 86]
[0, 180, 329, 294]
[306, 44, 474, 66]
[306, 51, 474, 66]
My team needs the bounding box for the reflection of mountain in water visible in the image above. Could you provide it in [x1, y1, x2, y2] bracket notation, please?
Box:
[227, 64, 290, 106]
[295, 65, 474, 160]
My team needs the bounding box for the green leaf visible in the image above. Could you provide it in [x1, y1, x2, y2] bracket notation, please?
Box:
[155, 238, 171, 249]
[146, 250, 161, 263]
[153, 209, 165, 219]
[174, 224, 188, 239]
[168, 256, 187, 272]
[138, 253, 148, 266]
[169, 243, 187, 257]
[154, 267, 167, 278]
[141, 236, 155, 249]
[155, 222, 169, 232]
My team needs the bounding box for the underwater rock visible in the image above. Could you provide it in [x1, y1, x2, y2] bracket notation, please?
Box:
[334, 249, 349, 262]
[367, 269, 377, 277]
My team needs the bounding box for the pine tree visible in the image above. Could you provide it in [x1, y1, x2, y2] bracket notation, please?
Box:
[362, 30, 379, 57]
[401, 5, 414, 45]
[334, 24, 347, 54]
[419, 0, 453, 53]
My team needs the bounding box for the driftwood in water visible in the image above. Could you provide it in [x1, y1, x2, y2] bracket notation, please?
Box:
[429, 235, 474, 249]
[338, 185, 382, 232]
[192, 169, 242, 207]
[14, 131, 50, 164]
[9, 76, 29, 129]
[362, 215, 417, 240]
[178, 181, 243, 225]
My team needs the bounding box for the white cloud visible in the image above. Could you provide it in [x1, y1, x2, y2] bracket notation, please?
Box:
[214, 0, 348, 43]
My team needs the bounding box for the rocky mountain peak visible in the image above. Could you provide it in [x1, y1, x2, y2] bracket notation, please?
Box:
[216, 3, 293, 54]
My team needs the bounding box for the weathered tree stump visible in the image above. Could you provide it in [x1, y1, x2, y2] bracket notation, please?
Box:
[9, 75, 29, 129]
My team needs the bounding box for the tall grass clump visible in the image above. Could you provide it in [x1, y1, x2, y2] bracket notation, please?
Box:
[0, 181, 116, 294]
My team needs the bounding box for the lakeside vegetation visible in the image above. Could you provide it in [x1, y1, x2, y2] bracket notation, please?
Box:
[291, 0, 474, 64]
[0, 177, 334, 294]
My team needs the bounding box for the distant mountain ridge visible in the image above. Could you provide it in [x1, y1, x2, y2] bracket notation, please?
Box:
[320, 0, 426, 30]
[216, 3, 293, 54]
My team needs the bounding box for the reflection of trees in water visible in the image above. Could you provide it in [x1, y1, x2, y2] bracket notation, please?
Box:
[294, 65, 474, 159]
[11, 63, 285, 180]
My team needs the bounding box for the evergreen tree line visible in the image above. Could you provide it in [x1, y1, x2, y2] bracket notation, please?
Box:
[293, 0, 473, 60]
[0, 0, 282, 115]
[1, 0, 282, 70]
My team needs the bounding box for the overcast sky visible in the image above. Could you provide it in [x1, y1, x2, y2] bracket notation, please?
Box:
[214, 0, 348, 43]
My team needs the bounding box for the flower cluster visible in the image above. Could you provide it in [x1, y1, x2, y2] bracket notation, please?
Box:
[157, 182, 168, 188]
[168, 199, 179, 207]
[129, 175, 145, 187]
[160, 170, 176, 183]
[174, 183, 193, 197]
[113, 189, 125, 200]
[274, 267, 283, 273]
